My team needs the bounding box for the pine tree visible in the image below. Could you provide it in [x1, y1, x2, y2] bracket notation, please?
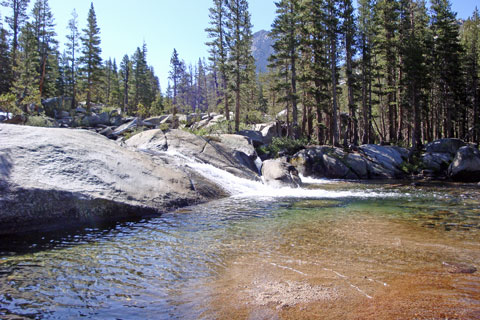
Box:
[430, 0, 463, 138]
[79, 2, 102, 112]
[120, 54, 130, 114]
[31, 0, 58, 98]
[206, 0, 230, 121]
[298, 0, 330, 144]
[66, 9, 79, 107]
[462, 7, 480, 142]
[169, 48, 184, 127]
[375, 0, 399, 142]
[325, 0, 341, 146]
[358, 0, 376, 143]
[226, 0, 254, 132]
[0, 15, 12, 94]
[341, 0, 358, 146]
[12, 23, 41, 111]
[270, 0, 301, 137]
[1, 0, 30, 66]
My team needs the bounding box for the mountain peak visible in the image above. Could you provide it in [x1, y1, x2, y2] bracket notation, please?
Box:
[252, 30, 274, 74]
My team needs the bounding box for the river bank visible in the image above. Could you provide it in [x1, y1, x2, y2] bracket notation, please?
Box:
[1, 123, 480, 235]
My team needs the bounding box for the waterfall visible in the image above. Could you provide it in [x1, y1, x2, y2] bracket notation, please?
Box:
[159, 150, 397, 200]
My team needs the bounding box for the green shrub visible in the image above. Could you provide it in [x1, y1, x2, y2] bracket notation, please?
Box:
[258, 137, 308, 158]
[25, 114, 57, 128]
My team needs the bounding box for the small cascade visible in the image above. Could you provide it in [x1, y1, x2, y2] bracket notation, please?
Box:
[163, 149, 398, 199]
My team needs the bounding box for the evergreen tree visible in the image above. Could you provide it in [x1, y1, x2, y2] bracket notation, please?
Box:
[0, 15, 12, 94]
[226, 0, 254, 132]
[462, 7, 480, 142]
[378, 0, 400, 142]
[1, 0, 30, 66]
[31, 0, 58, 97]
[79, 2, 102, 111]
[169, 48, 183, 127]
[270, 0, 301, 137]
[119, 54, 130, 114]
[206, 0, 230, 120]
[325, 0, 341, 146]
[66, 9, 79, 107]
[358, 0, 376, 143]
[299, 0, 330, 144]
[430, 0, 463, 138]
[11, 23, 41, 111]
[342, 0, 358, 146]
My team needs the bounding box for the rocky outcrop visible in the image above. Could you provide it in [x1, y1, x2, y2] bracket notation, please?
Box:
[262, 159, 302, 188]
[0, 124, 226, 235]
[448, 146, 480, 182]
[126, 129, 261, 180]
[426, 138, 466, 155]
[421, 138, 470, 178]
[291, 145, 408, 180]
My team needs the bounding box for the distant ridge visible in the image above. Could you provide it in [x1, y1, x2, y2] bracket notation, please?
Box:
[252, 30, 274, 74]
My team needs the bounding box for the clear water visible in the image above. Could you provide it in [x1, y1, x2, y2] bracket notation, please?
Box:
[1, 178, 480, 319]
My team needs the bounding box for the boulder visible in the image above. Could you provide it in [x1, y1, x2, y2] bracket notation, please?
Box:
[112, 118, 139, 135]
[448, 146, 480, 182]
[56, 110, 70, 119]
[253, 122, 283, 144]
[126, 129, 260, 180]
[291, 146, 366, 180]
[145, 115, 169, 126]
[426, 138, 466, 155]
[422, 152, 453, 172]
[237, 130, 265, 147]
[42, 97, 73, 117]
[292, 144, 406, 180]
[359, 144, 407, 178]
[262, 159, 302, 188]
[76, 106, 87, 114]
[99, 126, 114, 138]
[0, 124, 225, 235]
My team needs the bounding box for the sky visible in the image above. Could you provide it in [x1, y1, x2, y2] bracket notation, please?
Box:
[0, 0, 478, 90]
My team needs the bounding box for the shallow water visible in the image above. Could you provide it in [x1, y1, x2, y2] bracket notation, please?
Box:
[1, 180, 480, 319]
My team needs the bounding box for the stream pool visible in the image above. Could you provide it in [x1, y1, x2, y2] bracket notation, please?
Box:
[1, 180, 479, 319]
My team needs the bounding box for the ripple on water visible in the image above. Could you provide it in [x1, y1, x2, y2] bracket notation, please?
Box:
[0, 182, 479, 319]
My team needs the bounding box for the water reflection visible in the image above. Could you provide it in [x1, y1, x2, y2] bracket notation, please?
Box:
[0, 182, 479, 319]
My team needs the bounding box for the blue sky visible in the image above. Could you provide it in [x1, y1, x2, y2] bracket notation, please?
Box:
[1, 0, 478, 90]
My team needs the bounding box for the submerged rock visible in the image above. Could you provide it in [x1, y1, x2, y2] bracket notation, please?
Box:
[448, 146, 480, 182]
[0, 124, 225, 235]
[262, 159, 302, 188]
[442, 262, 477, 274]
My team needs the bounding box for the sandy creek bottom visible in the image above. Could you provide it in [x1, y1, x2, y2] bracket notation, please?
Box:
[0, 181, 479, 319]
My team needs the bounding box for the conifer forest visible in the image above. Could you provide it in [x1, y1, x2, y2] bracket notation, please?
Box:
[0, 0, 479, 148]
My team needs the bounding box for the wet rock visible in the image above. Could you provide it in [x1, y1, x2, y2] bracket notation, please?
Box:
[262, 159, 302, 188]
[426, 138, 466, 155]
[448, 146, 480, 182]
[0, 124, 225, 235]
[442, 262, 477, 274]
[126, 129, 260, 181]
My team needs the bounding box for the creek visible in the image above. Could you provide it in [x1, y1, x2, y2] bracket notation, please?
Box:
[1, 164, 479, 319]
